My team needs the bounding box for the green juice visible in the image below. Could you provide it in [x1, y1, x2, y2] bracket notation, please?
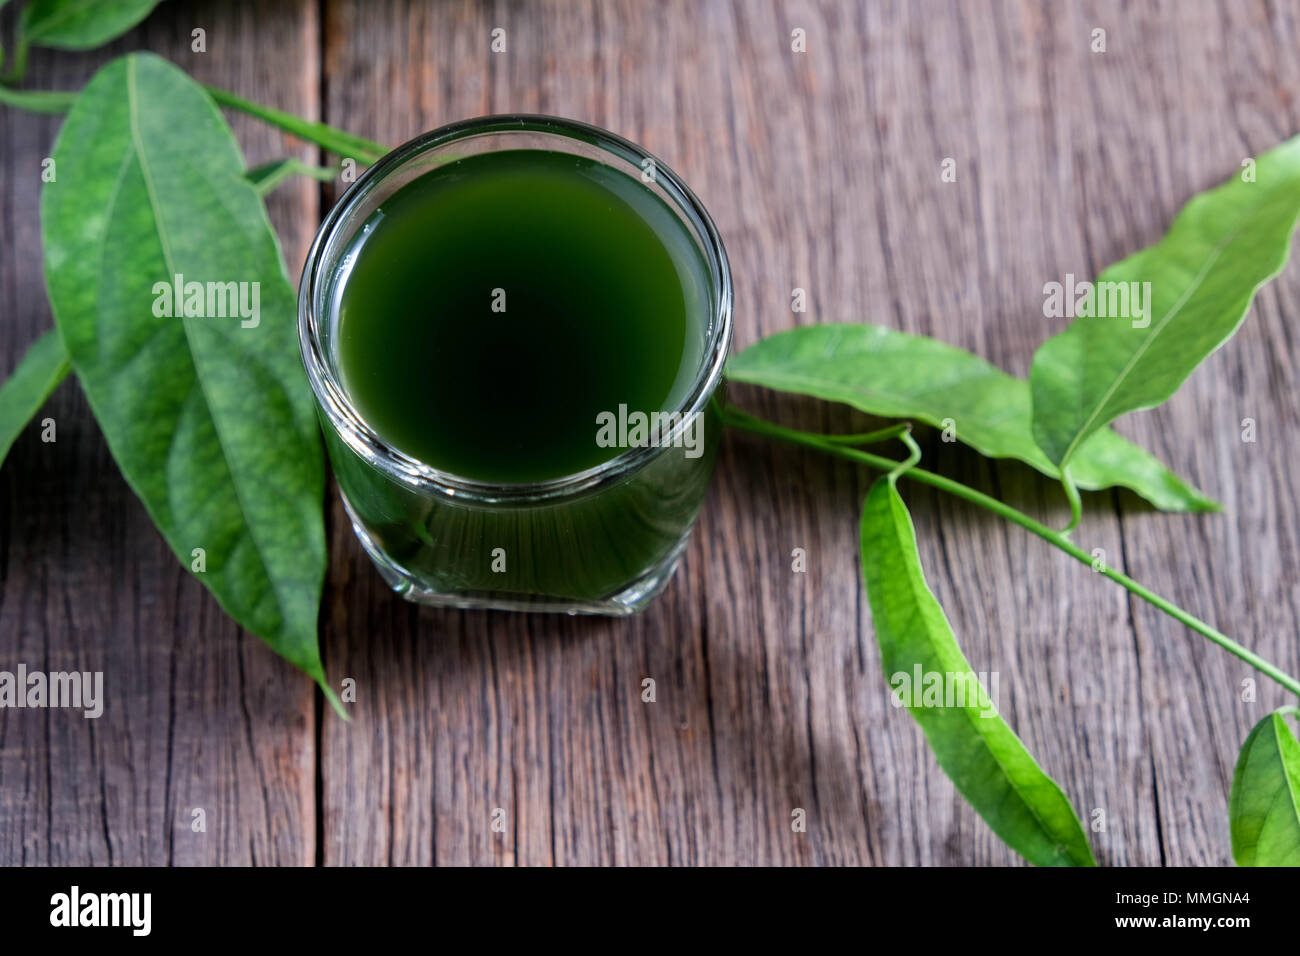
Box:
[323, 147, 723, 610]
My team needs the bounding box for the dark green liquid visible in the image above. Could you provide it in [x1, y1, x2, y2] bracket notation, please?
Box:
[336, 148, 710, 483]
[324, 145, 723, 607]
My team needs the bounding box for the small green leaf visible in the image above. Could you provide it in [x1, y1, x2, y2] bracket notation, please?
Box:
[860, 475, 1096, 866]
[0, 329, 69, 467]
[1031, 135, 1300, 470]
[1229, 709, 1300, 866]
[42, 53, 334, 705]
[20, 0, 163, 50]
[727, 323, 1215, 512]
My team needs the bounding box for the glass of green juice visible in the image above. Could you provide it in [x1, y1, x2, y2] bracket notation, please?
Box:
[298, 115, 732, 615]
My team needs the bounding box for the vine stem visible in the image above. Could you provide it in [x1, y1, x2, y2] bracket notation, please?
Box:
[203, 86, 389, 163]
[0, 81, 389, 163]
[721, 404, 1300, 699]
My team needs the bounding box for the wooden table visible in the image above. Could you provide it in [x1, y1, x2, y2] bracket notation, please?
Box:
[2, 0, 1297, 866]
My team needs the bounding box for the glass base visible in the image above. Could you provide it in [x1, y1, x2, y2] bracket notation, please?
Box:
[341, 492, 688, 616]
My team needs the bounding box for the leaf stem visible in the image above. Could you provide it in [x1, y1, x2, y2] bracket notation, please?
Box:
[888, 427, 921, 480]
[820, 423, 912, 447]
[1060, 472, 1083, 535]
[245, 157, 339, 195]
[0, 79, 389, 163]
[1, 35, 28, 86]
[203, 85, 389, 163]
[721, 404, 1300, 699]
[0, 81, 73, 114]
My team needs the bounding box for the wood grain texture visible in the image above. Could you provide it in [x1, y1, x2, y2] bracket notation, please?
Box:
[2, 0, 1299, 866]
[0, 0, 321, 865]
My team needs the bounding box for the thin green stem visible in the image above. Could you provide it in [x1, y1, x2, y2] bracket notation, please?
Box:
[722, 405, 1300, 699]
[818, 423, 911, 447]
[888, 429, 921, 480]
[204, 85, 388, 162]
[0, 82, 73, 114]
[0, 79, 389, 163]
[245, 157, 338, 195]
[1061, 473, 1083, 535]
[1, 35, 29, 86]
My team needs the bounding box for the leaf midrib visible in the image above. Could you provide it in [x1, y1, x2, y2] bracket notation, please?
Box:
[1274, 715, 1300, 841]
[732, 363, 1019, 420]
[125, 56, 287, 633]
[1057, 210, 1255, 468]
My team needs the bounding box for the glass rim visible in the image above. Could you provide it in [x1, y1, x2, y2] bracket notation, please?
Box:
[298, 113, 733, 504]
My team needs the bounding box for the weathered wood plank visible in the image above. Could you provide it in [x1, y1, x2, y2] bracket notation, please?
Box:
[0, 0, 320, 865]
[320, 0, 1300, 866]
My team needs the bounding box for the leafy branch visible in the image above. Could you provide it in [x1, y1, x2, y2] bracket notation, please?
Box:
[721, 405, 1300, 699]
[716, 133, 1300, 865]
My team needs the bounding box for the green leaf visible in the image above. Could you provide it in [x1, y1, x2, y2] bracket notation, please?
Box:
[20, 0, 163, 50]
[0, 329, 69, 467]
[727, 323, 1216, 512]
[860, 475, 1097, 866]
[1229, 709, 1300, 866]
[1031, 135, 1300, 470]
[245, 157, 336, 196]
[42, 53, 333, 703]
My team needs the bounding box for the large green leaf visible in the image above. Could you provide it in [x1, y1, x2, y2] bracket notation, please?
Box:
[0, 329, 69, 467]
[20, 0, 163, 50]
[1229, 709, 1300, 866]
[860, 475, 1097, 866]
[1030, 135, 1300, 471]
[728, 323, 1215, 512]
[42, 53, 330, 692]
